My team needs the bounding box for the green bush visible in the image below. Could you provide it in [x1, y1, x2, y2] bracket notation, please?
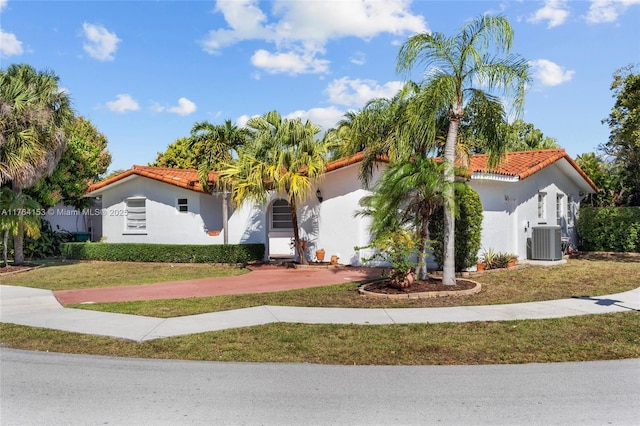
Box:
[61, 242, 265, 264]
[429, 184, 483, 271]
[577, 206, 640, 252]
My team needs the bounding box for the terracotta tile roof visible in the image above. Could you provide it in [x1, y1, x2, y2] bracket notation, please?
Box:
[88, 149, 596, 195]
[325, 152, 389, 172]
[87, 165, 217, 194]
[469, 148, 597, 191]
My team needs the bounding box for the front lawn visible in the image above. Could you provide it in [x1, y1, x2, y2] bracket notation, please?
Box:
[0, 260, 248, 291]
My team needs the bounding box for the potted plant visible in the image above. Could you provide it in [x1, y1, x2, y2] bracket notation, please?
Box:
[507, 254, 518, 268]
[315, 248, 326, 262]
[479, 248, 497, 270]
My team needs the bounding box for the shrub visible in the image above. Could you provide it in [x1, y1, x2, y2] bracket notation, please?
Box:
[577, 206, 640, 252]
[429, 184, 483, 271]
[8, 219, 75, 260]
[61, 242, 265, 264]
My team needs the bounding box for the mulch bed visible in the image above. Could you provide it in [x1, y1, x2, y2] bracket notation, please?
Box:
[0, 263, 42, 276]
[363, 278, 478, 295]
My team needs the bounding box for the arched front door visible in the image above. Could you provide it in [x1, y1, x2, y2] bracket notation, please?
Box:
[268, 198, 294, 259]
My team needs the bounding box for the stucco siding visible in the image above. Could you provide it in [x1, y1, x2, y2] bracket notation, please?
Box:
[100, 177, 218, 244]
[470, 163, 585, 260]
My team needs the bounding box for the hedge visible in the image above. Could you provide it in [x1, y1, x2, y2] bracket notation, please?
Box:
[577, 206, 640, 252]
[61, 242, 265, 264]
[429, 184, 484, 271]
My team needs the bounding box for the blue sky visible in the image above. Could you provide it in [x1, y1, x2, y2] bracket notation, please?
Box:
[1, 0, 639, 173]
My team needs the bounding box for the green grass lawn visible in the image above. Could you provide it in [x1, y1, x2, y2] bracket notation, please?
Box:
[0, 260, 248, 290]
[1, 254, 638, 365]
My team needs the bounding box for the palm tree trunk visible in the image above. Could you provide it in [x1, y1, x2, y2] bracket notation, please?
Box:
[12, 184, 25, 265]
[415, 219, 429, 280]
[2, 229, 8, 267]
[289, 198, 308, 265]
[442, 115, 461, 285]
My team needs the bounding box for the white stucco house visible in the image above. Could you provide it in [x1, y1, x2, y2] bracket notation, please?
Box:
[82, 149, 597, 267]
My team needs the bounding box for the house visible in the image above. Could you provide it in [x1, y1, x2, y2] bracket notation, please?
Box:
[84, 149, 597, 267]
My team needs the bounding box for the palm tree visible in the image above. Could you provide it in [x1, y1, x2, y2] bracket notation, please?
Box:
[189, 119, 250, 244]
[0, 188, 41, 267]
[397, 15, 529, 285]
[0, 64, 74, 264]
[217, 111, 331, 265]
[360, 157, 446, 280]
[335, 95, 408, 186]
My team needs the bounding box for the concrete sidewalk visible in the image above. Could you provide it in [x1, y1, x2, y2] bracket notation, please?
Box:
[2, 284, 639, 342]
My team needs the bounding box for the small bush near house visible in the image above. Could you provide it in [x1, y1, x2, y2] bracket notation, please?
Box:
[577, 206, 640, 252]
[429, 184, 483, 271]
[6, 219, 75, 260]
[61, 242, 265, 264]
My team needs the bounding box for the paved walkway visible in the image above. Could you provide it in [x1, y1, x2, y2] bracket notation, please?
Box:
[2, 277, 639, 342]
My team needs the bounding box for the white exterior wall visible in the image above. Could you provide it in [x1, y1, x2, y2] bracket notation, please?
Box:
[44, 201, 102, 241]
[469, 163, 584, 261]
[307, 163, 384, 265]
[99, 177, 266, 246]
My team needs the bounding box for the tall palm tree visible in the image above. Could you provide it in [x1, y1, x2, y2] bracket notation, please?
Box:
[397, 15, 529, 285]
[218, 111, 331, 265]
[0, 64, 74, 264]
[0, 187, 41, 267]
[189, 119, 250, 244]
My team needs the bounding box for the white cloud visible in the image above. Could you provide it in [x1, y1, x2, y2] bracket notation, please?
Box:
[527, 0, 570, 28]
[586, 0, 640, 23]
[167, 97, 197, 116]
[153, 98, 197, 116]
[0, 0, 8, 11]
[529, 59, 575, 86]
[202, 0, 427, 75]
[0, 30, 23, 57]
[350, 52, 366, 66]
[284, 106, 346, 132]
[326, 77, 403, 108]
[82, 22, 121, 61]
[106, 94, 140, 112]
[251, 49, 329, 74]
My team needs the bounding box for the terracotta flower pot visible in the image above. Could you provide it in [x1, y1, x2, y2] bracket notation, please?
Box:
[477, 262, 486, 272]
[330, 254, 339, 265]
[316, 250, 325, 262]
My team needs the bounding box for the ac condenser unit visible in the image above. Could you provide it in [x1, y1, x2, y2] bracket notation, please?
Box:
[531, 226, 562, 261]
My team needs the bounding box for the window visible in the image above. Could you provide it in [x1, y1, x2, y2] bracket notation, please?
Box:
[177, 198, 188, 213]
[271, 199, 292, 229]
[556, 194, 564, 225]
[125, 198, 146, 232]
[537, 192, 546, 221]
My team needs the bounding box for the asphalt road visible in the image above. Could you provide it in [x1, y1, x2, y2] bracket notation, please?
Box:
[1, 349, 638, 425]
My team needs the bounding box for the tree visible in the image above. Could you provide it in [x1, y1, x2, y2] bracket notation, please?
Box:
[359, 157, 446, 280]
[26, 116, 111, 209]
[151, 137, 199, 169]
[188, 119, 250, 244]
[601, 64, 640, 206]
[0, 64, 74, 264]
[0, 188, 41, 267]
[218, 111, 332, 264]
[333, 95, 407, 185]
[396, 15, 529, 285]
[575, 152, 619, 207]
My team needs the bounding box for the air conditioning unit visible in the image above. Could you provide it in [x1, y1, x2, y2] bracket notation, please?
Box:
[531, 226, 562, 260]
